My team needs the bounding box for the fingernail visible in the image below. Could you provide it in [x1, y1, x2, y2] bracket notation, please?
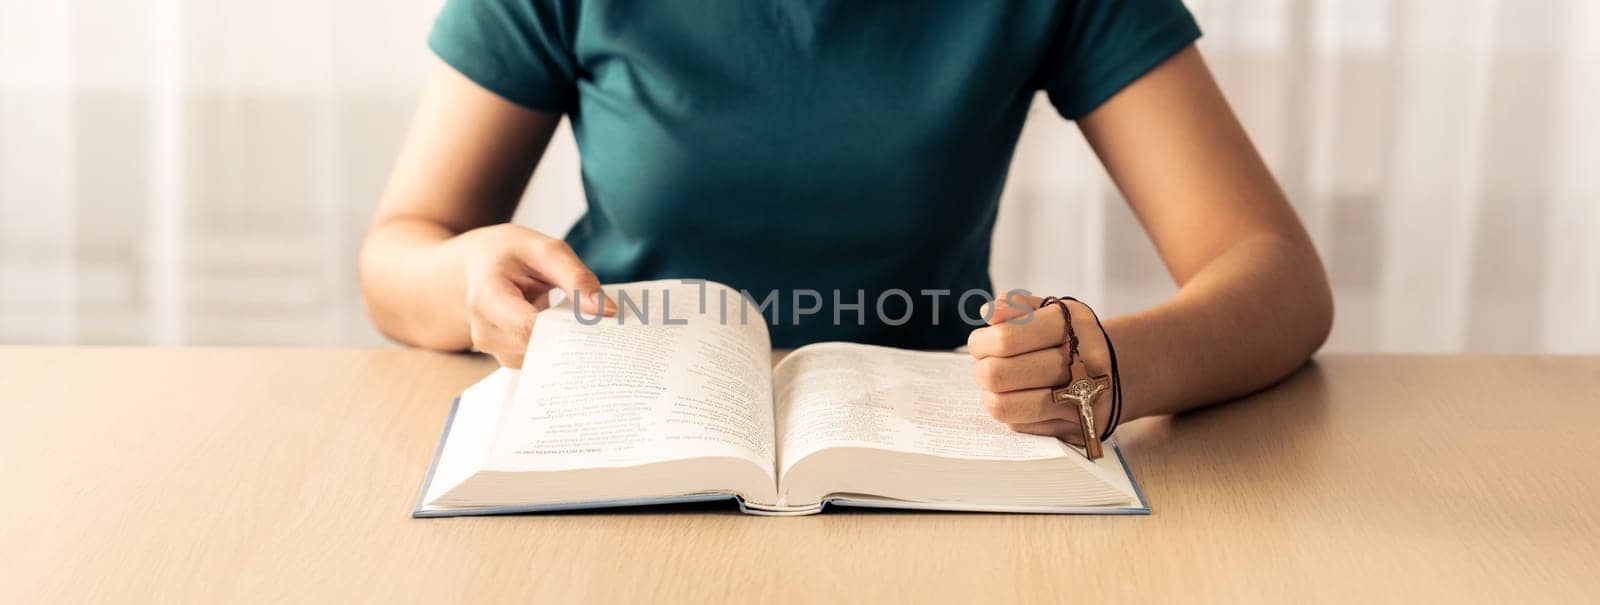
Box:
[588, 291, 613, 314]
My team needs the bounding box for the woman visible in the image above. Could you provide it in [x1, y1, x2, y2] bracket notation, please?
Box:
[361, 0, 1333, 443]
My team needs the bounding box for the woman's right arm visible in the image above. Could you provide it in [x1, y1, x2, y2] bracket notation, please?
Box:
[359, 60, 608, 368]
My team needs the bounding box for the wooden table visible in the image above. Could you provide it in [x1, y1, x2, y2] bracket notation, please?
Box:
[1, 348, 1596, 603]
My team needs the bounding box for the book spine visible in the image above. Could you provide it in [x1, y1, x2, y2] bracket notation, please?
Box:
[735, 497, 826, 516]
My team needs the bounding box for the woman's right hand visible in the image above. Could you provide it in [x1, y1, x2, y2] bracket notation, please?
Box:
[459, 223, 612, 368]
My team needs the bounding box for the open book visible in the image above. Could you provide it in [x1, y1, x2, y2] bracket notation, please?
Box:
[414, 280, 1146, 516]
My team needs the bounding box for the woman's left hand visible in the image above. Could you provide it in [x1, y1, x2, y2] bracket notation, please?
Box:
[966, 292, 1112, 445]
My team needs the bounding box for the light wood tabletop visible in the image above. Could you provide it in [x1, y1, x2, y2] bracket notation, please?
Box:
[0, 348, 1596, 603]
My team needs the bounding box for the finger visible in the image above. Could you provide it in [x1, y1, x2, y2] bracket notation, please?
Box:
[469, 277, 540, 344]
[530, 288, 552, 310]
[971, 346, 1073, 392]
[473, 273, 544, 340]
[470, 314, 528, 369]
[514, 282, 554, 310]
[511, 236, 614, 317]
[979, 388, 1068, 424]
[492, 350, 526, 370]
[1005, 419, 1084, 445]
[978, 291, 1044, 325]
[968, 303, 1066, 359]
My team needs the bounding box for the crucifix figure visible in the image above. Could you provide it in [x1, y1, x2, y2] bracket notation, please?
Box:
[1051, 375, 1111, 460]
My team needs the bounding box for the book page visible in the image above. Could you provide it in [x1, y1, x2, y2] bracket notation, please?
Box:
[483, 280, 775, 476]
[774, 342, 1074, 475]
[419, 367, 519, 508]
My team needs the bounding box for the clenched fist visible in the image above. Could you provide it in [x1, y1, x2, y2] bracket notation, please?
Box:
[967, 293, 1113, 446]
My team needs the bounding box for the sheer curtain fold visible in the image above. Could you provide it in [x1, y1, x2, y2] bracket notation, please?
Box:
[1375, 0, 1498, 352]
[1543, 0, 1600, 354]
[0, 0, 1595, 352]
[0, 1, 76, 342]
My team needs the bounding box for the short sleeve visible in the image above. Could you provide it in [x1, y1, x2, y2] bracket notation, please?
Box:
[427, 0, 581, 113]
[1041, 0, 1202, 120]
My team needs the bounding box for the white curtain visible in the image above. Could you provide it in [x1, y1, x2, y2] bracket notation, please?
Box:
[2, 0, 1596, 352]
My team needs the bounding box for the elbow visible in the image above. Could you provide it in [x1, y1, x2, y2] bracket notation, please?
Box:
[356, 236, 406, 345]
[1305, 277, 1335, 358]
[1295, 245, 1336, 362]
[1249, 233, 1335, 367]
[358, 285, 409, 349]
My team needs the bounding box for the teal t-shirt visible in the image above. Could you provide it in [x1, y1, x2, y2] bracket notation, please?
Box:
[429, 0, 1200, 349]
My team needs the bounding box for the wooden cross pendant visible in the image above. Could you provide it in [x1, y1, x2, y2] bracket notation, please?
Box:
[1051, 375, 1111, 460]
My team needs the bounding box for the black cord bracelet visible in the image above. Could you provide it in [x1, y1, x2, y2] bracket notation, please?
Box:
[1056, 296, 1122, 441]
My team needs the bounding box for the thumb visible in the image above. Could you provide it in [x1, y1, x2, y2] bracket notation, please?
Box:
[981, 290, 1042, 325]
[567, 272, 615, 318]
[516, 237, 614, 317]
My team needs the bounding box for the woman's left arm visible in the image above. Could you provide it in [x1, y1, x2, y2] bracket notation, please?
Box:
[969, 45, 1334, 431]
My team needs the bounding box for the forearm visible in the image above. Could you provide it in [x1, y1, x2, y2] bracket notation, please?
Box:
[358, 219, 474, 351]
[1106, 234, 1333, 420]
